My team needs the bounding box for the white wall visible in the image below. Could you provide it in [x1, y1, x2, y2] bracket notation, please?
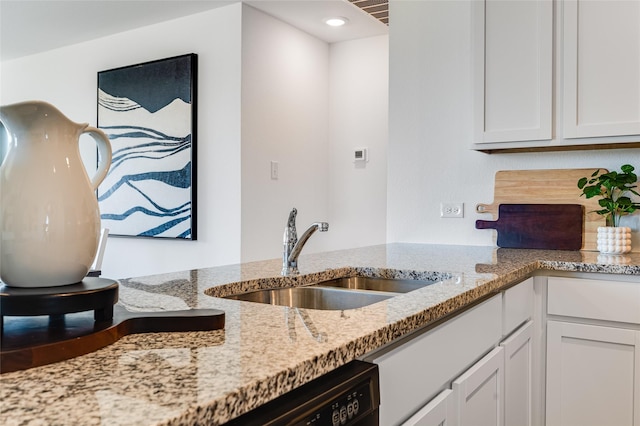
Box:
[328, 35, 388, 250]
[387, 0, 640, 251]
[1, 4, 244, 278]
[0, 4, 390, 279]
[240, 5, 331, 262]
[239, 8, 389, 261]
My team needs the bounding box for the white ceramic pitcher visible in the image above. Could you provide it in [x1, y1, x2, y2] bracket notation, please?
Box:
[0, 101, 112, 287]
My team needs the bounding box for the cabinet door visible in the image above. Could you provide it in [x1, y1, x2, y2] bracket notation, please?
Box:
[546, 320, 640, 426]
[402, 389, 456, 426]
[501, 321, 532, 426]
[452, 346, 504, 426]
[472, 0, 552, 143]
[563, 0, 640, 138]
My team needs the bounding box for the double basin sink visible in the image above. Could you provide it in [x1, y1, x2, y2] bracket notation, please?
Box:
[223, 275, 441, 310]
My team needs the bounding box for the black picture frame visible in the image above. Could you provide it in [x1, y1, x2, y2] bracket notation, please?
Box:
[97, 54, 197, 240]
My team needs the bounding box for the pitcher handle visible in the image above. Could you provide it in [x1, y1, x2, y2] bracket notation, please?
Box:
[83, 126, 112, 190]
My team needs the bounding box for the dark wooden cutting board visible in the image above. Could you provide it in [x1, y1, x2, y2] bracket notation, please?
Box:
[475, 204, 584, 250]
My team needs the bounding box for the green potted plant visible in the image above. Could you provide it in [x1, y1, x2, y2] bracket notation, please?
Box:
[578, 164, 639, 254]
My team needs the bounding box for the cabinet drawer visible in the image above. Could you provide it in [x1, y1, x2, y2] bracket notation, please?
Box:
[503, 277, 533, 336]
[547, 276, 640, 324]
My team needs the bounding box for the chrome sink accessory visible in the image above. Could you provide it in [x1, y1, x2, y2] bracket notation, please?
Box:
[282, 208, 329, 276]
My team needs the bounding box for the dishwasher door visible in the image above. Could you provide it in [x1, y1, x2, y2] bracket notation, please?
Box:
[225, 360, 380, 426]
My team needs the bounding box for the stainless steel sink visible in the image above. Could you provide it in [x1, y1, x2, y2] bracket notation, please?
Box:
[314, 276, 437, 293]
[223, 276, 439, 310]
[224, 286, 393, 310]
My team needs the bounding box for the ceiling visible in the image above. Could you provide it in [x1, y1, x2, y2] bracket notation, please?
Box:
[0, 0, 388, 62]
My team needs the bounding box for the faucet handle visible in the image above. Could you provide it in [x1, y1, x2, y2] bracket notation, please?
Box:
[283, 208, 298, 245]
[287, 208, 297, 228]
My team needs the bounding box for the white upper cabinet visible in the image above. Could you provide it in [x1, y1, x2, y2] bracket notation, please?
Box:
[472, 0, 553, 143]
[472, 0, 640, 152]
[562, 0, 640, 138]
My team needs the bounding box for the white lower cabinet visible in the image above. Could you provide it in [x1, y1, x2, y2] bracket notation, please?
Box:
[402, 343, 514, 426]
[546, 320, 640, 426]
[367, 294, 503, 426]
[453, 346, 504, 426]
[368, 273, 638, 426]
[545, 275, 640, 426]
[367, 278, 534, 426]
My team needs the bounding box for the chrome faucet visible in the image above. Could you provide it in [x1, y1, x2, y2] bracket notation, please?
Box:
[282, 208, 329, 276]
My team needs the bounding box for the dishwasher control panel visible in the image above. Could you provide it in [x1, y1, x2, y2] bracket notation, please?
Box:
[226, 360, 380, 426]
[300, 380, 373, 425]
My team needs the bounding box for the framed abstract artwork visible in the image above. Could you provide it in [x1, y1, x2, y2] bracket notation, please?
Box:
[97, 54, 197, 239]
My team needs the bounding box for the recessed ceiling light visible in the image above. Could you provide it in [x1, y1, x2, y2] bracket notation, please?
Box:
[324, 17, 349, 27]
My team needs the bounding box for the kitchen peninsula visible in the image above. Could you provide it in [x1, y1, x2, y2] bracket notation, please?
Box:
[2, 243, 639, 425]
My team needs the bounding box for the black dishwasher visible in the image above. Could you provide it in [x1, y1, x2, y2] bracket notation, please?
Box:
[225, 360, 380, 426]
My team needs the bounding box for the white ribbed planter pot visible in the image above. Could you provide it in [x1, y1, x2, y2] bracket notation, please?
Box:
[597, 226, 632, 254]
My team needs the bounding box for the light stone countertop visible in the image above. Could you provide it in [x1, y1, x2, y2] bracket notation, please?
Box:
[2, 243, 640, 425]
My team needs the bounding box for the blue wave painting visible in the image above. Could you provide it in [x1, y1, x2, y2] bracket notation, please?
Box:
[97, 54, 197, 239]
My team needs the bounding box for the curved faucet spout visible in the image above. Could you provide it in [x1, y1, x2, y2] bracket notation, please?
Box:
[281, 208, 328, 276]
[289, 222, 329, 263]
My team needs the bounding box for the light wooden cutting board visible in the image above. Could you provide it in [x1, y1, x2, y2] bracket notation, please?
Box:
[476, 169, 607, 251]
